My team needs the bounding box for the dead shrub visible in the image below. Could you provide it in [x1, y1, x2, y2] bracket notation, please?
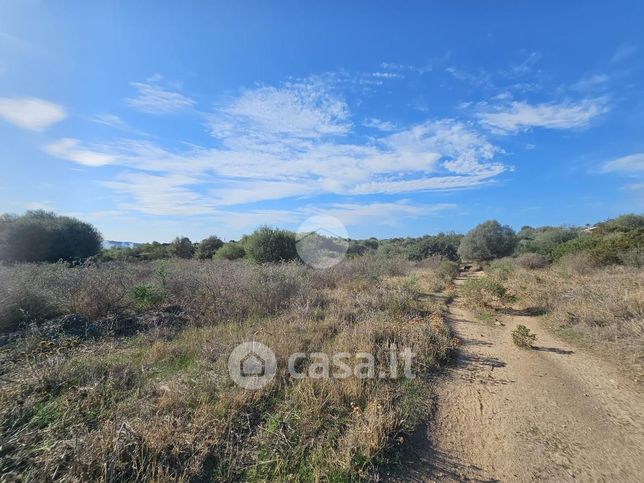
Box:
[514, 253, 548, 270]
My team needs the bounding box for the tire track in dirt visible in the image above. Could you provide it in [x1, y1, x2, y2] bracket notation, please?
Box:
[390, 273, 644, 482]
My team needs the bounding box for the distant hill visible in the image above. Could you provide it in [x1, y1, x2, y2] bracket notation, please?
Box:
[103, 240, 140, 249]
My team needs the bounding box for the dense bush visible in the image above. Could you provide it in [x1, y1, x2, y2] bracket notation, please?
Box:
[436, 260, 460, 281]
[460, 276, 510, 309]
[242, 226, 298, 263]
[596, 214, 644, 234]
[195, 235, 224, 259]
[170, 237, 195, 259]
[0, 211, 102, 262]
[516, 227, 579, 258]
[458, 220, 517, 262]
[514, 253, 549, 269]
[406, 233, 462, 261]
[552, 228, 644, 266]
[214, 242, 246, 260]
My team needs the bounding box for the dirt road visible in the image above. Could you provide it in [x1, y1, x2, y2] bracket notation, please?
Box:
[396, 274, 644, 482]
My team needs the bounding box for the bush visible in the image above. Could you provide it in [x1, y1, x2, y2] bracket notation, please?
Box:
[516, 227, 579, 257]
[436, 261, 460, 281]
[195, 236, 224, 259]
[0, 264, 58, 332]
[514, 253, 548, 270]
[552, 228, 644, 266]
[512, 325, 536, 348]
[458, 220, 517, 262]
[243, 226, 298, 263]
[461, 277, 509, 309]
[485, 259, 514, 281]
[170, 237, 195, 259]
[0, 211, 103, 263]
[214, 242, 246, 260]
[129, 284, 164, 310]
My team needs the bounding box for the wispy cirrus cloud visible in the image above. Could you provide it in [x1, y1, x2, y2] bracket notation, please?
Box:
[362, 117, 397, 131]
[601, 153, 644, 175]
[125, 74, 195, 114]
[477, 98, 608, 134]
[0, 97, 66, 131]
[611, 43, 639, 64]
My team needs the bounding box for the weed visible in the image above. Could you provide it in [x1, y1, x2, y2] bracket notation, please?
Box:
[512, 325, 536, 348]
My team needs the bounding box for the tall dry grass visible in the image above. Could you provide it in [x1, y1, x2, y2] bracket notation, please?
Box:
[504, 256, 644, 378]
[0, 255, 456, 481]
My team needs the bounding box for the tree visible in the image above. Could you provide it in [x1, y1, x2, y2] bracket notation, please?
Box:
[458, 220, 517, 261]
[214, 242, 246, 260]
[170, 236, 195, 259]
[242, 226, 298, 263]
[196, 236, 224, 259]
[0, 210, 103, 262]
[408, 233, 463, 261]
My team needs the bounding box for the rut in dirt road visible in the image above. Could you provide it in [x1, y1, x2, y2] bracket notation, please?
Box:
[394, 273, 644, 482]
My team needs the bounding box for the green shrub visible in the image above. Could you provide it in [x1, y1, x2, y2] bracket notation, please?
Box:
[461, 277, 509, 309]
[516, 227, 579, 257]
[242, 226, 298, 263]
[512, 325, 536, 348]
[485, 259, 514, 281]
[436, 260, 460, 281]
[0, 210, 103, 262]
[196, 236, 224, 259]
[551, 236, 599, 261]
[170, 237, 195, 259]
[129, 284, 164, 310]
[214, 242, 246, 260]
[458, 220, 517, 262]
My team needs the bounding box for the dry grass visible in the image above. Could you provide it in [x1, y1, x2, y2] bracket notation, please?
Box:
[0, 256, 456, 481]
[504, 259, 644, 379]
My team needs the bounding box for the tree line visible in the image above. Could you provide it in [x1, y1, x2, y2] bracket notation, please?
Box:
[1, 210, 642, 267]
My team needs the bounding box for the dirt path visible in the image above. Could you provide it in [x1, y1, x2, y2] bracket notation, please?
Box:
[394, 274, 644, 482]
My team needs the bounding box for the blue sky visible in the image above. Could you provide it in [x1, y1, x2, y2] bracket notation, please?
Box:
[1, 1, 643, 242]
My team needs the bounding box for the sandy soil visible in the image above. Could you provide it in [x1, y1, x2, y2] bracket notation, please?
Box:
[390, 274, 644, 482]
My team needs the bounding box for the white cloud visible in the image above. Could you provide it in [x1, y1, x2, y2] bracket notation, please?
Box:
[363, 117, 396, 131]
[477, 99, 608, 133]
[509, 52, 542, 76]
[611, 43, 638, 63]
[92, 114, 130, 130]
[572, 74, 609, 92]
[44, 138, 115, 167]
[601, 153, 644, 175]
[126, 75, 195, 114]
[623, 182, 644, 191]
[46, 79, 508, 218]
[211, 80, 350, 139]
[0, 97, 66, 131]
[307, 200, 455, 227]
[103, 172, 213, 215]
[371, 71, 404, 79]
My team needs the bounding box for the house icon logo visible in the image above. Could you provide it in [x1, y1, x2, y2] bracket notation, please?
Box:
[228, 341, 277, 390]
[295, 215, 349, 269]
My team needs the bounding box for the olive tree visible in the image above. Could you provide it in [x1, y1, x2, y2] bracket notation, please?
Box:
[458, 220, 517, 261]
[170, 236, 195, 259]
[0, 210, 103, 263]
[196, 235, 224, 259]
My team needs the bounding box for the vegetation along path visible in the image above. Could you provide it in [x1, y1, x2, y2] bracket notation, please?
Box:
[399, 272, 644, 482]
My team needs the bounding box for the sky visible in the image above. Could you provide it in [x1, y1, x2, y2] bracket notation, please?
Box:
[0, 1, 643, 242]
